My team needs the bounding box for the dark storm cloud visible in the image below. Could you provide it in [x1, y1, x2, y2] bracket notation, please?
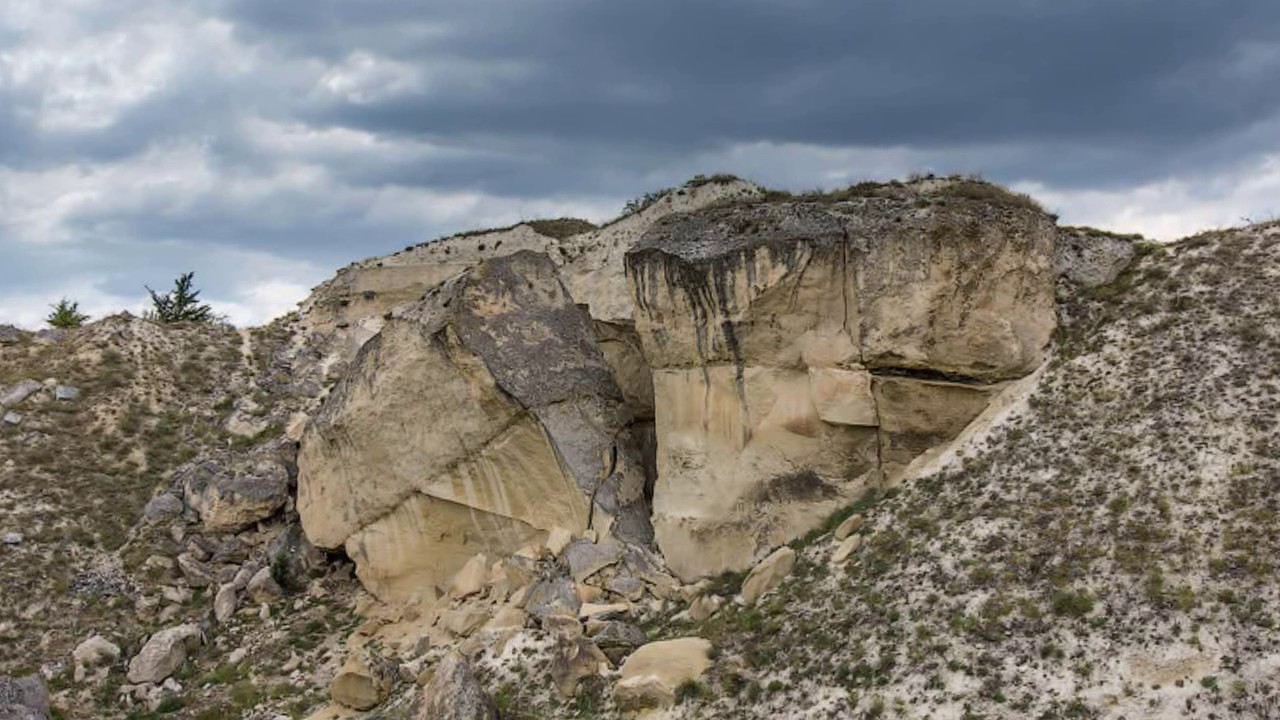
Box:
[218, 0, 1280, 184]
[3, 0, 1280, 326]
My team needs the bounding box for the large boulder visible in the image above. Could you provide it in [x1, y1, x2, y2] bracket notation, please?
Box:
[298, 251, 652, 602]
[614, 637, 712, 710]
[626, 185, 1056, 580]
[178, 452, 290, 532]
[330, 649, 399, 711]
[126, 624, 202, 684]
[415, 651, 498, 720]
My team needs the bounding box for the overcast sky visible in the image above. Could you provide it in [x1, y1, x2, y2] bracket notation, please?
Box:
[3, 0, 1280, 327]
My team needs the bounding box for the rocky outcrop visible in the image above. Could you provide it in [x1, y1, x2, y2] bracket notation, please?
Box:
[1055, 227, 1138, 287]
[627, 190, 1056, 579]
[298, 252, 651, 602]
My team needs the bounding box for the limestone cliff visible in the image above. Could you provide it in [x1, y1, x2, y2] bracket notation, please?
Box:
[625, 186, 1057, 579]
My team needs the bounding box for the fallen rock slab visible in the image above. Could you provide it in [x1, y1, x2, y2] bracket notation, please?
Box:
[741, 547, 796, 605]
[614, 637, 712, 710]
[126, 624, 202, 684]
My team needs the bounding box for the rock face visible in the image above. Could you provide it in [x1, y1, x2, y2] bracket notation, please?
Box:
[298, 252, 651, 602]
[626, 192, 1056, 579]
[126, 624, 202, 684]
[416, 652, 498, 720]
[1055, 227, 1138, 287]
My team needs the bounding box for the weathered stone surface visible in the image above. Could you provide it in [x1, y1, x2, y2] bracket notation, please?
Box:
[448, 554, 489, 600]
[415, 651, 497, 720]
[0, 675, 48, 720]
[331, 650, 399, 711]
[564, 539, 624, 581]
[872, 376, 999, 476]
[831, 534, 863, 563]
[833, 513, 864, 541]
[0, 381, 41, 409]
[614, 637, 712, 710]
[126, 624, 201, 684]
[1056, 227, 1137, 287]
[0, 326, 22, 345]
[299, 252, 650, 603]
[52, 386, 79, 402]
[589, 621, 647, 664]
[142, 493, 184, 523]
[179, 454, 290, 532]
[72, 636, 121, 681]
[213, 583, 238, 623]
[550, 636, 609, 697]
[524, 578, 581, 620]
[1, 412, 21, 426]
[245, 566, 283, 603]
[627, 190, 1054, 579]
[741, 547, 796, 605]
[175, 553, 214, 588]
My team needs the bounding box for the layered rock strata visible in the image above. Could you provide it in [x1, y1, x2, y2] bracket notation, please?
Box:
[626, 196, 1056, 579]
[297, 252, 651, 602]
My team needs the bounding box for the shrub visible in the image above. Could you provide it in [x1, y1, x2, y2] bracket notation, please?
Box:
[146, 272, 215, 323]
[46, 298, 89, 328]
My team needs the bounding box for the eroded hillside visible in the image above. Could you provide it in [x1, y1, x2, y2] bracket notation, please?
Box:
[635, 221, 1280, 719]
[2, 177, 1276, 720]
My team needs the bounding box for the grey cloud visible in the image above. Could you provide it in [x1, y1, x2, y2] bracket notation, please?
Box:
[3, 0, 1280, 326]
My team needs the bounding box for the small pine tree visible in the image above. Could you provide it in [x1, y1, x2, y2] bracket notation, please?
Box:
[45, 298, 89, 329]
[146, 272, 214, 323]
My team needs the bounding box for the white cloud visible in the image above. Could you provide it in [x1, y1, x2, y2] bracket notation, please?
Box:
[1018, 153, 1280, 240]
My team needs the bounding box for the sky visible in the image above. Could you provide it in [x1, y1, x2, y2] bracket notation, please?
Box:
[3, 0, 1280, 328]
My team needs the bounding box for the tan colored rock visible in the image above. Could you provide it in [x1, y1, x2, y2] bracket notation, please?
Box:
[448, 554, 489, 600]
[831, 535, 862, 564]
[213, 583, 237, 623]
[834, 513, 864, 541]
[246, 567, 283, 604]
[126, 624, 201, 684]
[330, 649, 399, 711]
[579, 602, 629, 620]
[299, 252, 652, 603]
[484, 606, 528, 632]
[614, 637, 712, 710]
[439, 608, 490, 638]
[741, 547, 796, 605]
[647, 366, 878, 580]
[72, 635, 120, 682]
[628, 189, 1055, 580]
[545, 526, 573, 558]
[688, 595, 722, 623]
[551, 636, 610, 697]
[873, 376, 1000, 476]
